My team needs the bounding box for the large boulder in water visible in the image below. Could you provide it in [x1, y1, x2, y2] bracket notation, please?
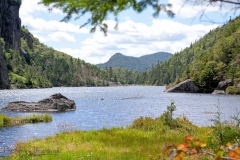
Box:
[1, 93, 76, 112]
[164, 79, 199, 93]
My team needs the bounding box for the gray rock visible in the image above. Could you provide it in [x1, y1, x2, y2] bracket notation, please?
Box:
[217, 79, 233, 90]
[164, 79, 199, 93]
[0, 0, 22, 89]
[212, 90, 225, 95]
[20, 47, 30, 64]
[1, 93, 76, 112]
[0, 0, 21, 51]
[22, 31, 33, 49]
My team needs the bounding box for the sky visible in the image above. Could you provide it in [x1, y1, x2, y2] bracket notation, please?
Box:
[19, 0, 240, 64]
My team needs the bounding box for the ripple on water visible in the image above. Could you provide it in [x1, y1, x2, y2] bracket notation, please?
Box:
[0, 86, 239, 156]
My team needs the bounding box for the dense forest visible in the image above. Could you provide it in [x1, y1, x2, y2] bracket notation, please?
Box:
[136, 16, 240, 93]
[2, 16, 240, 92]
[1, 27, 141, 89]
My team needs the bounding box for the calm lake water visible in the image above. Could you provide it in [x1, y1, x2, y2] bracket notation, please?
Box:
[0, 86, 239, 156]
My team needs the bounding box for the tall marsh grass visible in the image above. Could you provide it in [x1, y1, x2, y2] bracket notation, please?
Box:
[0, 114, 10, 126]
[2, 114, 210, 160]
[0, 114, 52, 127]
[2, 102, 240, 159]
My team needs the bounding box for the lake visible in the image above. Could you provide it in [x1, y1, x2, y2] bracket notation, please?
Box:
[0, 86, 239, 156]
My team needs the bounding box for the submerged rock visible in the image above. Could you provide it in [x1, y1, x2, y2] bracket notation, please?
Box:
[212, 90, 225, 95]
[1, 93, 76, 112]
[164, 79, 199, 93]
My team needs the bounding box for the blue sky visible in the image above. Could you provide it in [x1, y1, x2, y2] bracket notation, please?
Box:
[19, 0, 240, 64]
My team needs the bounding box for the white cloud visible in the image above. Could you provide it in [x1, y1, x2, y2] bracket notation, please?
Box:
[35, 32, 76, 42]
[20, 15, 88, 34]
[169, 0, 240, 19]
[19, 0, 220, 64]
[48, 32, 76, 42]
[20, 0, 62, 17]
[20, 0, 88, 43]
[56, 19, 218, 64]
[57, 48, 112, 65]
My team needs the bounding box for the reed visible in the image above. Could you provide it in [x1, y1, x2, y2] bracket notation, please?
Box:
[2, 115, 210, 160]
[0, 114, 10, 126]
[0, 113, 52, 127]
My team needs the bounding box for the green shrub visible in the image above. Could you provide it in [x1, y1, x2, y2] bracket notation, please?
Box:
[128, 116, 160, 131]
[208, 103, 240, 151]
[226, 86, 240, 94]
[0, 114, 10, 126]
[163, 101, 177, 129]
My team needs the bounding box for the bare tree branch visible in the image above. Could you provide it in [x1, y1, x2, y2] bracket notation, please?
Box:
[183, 0, 240, 24]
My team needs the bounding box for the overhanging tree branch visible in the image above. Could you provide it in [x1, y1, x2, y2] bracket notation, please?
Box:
[39, 0, 174, 35]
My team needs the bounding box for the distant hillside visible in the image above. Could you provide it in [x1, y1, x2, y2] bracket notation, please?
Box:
[137, 16, 240, 93]
[0, 27, 142, 88]
[96, 52, 173, 72]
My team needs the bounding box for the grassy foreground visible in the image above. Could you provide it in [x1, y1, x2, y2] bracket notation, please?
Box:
[0, 114, 52, 127]
[2, 115, 211, 160]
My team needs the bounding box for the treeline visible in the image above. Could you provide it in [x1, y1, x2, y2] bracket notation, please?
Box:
[3, 16, 240, 90]
[137, 16, 240, 92]
[1, 27, 140, 89]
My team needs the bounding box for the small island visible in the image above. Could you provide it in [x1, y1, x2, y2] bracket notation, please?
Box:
[1, 93, 76, 112]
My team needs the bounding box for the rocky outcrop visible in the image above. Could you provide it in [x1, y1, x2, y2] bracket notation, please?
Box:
[22, 31, 33, 49]
[0, 0, 21, 51]
[0, 0, 22, 89]
[20, 47, 30, 64]
[164, 79, 200, 93]
[1, 93, 76, 112]
[0, 42, 10, 89]
[212, 79, 233, 94]
[217, 79, 233, 90]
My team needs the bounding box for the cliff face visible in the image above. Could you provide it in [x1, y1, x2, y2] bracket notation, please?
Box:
[0, 42, 10, 89]
[0, 0, 21, 89]
[0, 0, 21, 50]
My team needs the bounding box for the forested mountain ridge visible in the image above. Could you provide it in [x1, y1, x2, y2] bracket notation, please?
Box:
[1, 27, 105, 88]
[0, 0, 142, 89]
[96, 52, 172, 72]
[1, 27, 142, 88]
[137, 16, 240, 93]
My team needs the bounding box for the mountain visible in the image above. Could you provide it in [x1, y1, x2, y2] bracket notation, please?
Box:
[137, 16, 240, 93]
[1, 27, 141, 88]
[0, 1, 142, 89]
[96, 52, 173, 72]
[0, 1, 124, 88]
